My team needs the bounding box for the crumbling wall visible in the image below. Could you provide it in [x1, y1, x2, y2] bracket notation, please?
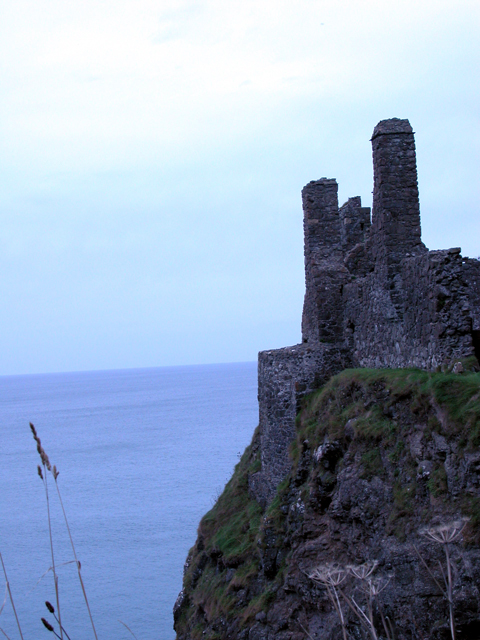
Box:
[253, 343, 350, 503]
[344, 248, 476, 369]
[462, 257, 480, 364]
[339, 196, 371, 253]
[463, 257, 480, 332]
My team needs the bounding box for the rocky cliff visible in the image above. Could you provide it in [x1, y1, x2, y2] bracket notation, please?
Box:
[174, 119, 480, 639]
[174, 365, 480, 640]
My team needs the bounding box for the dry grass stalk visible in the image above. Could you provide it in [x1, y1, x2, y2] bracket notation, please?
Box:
[30, 423, 63, 640]
[0, 552, 24, 640]
[0, 588, 9, 640]
[53, 475, 99, 640]
[31, 422, 99, 640]
[44, 601, 72, 640]
[296, 620, 316, 640]
[119, 619, 139, 640]
[0, 586, 7, 618]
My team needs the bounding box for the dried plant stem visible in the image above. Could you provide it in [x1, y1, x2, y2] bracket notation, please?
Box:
[42, 467, 64, 640]
[309, 565, 349, 640]
[0, 628, 12, 640]
[30, 424, 63, 640]
[46, 603, 72, 640]
[54, 479, 98, 640]
[325, 584, 348, 640]
[119, 620, 139, 640]
[335, 587, 370, 636]
[413, 545, 445, 596]
[377, 606, 394, 640]
[366, 596, 379, 640]
[419, 520, 467, 640]
[444, 542, 456, 640]
[297, 620, 316, 640]
[54, 615, 72, 640]
[0, 552, 24, 640]
[350, 595, 378, 640]
[0, 586, 7, 616]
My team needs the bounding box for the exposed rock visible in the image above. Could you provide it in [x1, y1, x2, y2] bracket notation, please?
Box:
[175, 369, 480, 640]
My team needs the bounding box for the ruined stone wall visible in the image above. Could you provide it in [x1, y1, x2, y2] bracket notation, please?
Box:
[345, 248, 476, 369]
[254, 118, 480, 502]
[252, 344, 350, 503]
[464, 258, 480, 332]
[339, 196, 371, 253]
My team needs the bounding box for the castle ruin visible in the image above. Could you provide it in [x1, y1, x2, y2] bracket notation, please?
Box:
[252, 118, 480, 503]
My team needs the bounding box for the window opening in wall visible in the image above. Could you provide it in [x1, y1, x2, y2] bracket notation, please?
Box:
[346, 320, 355, 347]
[471, 330, 480, 365]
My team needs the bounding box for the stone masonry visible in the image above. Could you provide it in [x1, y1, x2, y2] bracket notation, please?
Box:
[253, 118, 480, 503]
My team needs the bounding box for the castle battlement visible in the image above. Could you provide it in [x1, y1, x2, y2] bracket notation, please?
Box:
[252, 118, 480, 503]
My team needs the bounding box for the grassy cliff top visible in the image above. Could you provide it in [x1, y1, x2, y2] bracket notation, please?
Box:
[175, 366, 480, 640]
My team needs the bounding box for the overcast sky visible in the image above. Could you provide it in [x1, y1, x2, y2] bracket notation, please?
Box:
[0, 0, 478, 375]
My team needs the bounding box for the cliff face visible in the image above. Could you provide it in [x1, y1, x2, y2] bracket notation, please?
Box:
[174, 367, 480, 640]
[174, 119, 480, 639]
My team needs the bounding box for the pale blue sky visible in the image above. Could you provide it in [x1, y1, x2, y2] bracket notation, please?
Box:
[0, 0, 479, 375]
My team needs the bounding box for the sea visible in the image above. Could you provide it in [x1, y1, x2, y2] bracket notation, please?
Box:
[0, 362, 258, 640]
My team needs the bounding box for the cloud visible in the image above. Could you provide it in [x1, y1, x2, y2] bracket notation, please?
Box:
[0, 0, 479, 373]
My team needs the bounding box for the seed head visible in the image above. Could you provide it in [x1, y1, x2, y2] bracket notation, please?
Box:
[360, 574, 391, 597]
[420, 518, 470, 544]
[41, 618, 54, 632]
[347, 560, 378, 581]
[45, 601, 55, 614]
[309, 563, 347, 587]
[30, 423, 53, 471]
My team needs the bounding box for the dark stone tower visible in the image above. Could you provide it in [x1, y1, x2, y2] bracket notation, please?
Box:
[301, 178, 347, 345]
[370, 118, 426, 310]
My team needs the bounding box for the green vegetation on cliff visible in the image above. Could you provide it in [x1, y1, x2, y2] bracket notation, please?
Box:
[175, 366, 480, 640]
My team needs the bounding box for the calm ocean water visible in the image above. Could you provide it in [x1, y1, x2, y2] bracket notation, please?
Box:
[0, 362, 258, 640]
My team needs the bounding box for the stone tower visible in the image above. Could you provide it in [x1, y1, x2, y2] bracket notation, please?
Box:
[301, 178, 347, 346]
[370, 118, 426, 310]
